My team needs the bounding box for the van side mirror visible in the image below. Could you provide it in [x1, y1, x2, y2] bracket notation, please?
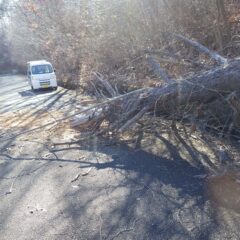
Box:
[54, 69, 56, 72]
[28, 71, 31, 75]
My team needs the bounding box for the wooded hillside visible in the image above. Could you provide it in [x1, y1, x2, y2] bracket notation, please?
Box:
[0, 0, 240, 137]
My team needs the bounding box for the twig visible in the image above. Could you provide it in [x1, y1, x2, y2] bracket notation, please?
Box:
[0, 168, 24, 196]
[5, 181, 14, 195]
[109, 228, 134, 240]
[71, 173, 81, 183]
[108, 218, 139, 240]
[82, 167, 93, 176]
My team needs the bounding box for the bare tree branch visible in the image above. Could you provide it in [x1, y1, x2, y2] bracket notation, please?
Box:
[172, 34, 228, 65]
[92, 72, 117, 97]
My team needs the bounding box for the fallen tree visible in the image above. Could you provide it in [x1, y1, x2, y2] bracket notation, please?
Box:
[72, 35, 240, 136]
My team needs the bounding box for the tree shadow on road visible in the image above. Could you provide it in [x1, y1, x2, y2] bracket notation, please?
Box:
[0, 128, 239, 239]
[37, 134, 221, 240]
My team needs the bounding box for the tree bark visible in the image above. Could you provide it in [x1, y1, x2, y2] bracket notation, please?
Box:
[215, 0, 231, 49]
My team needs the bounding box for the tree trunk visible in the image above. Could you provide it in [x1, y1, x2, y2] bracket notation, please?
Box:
[215, 0, 231, 49]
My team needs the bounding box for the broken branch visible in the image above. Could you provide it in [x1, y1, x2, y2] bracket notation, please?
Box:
[172, 33, 228, 65]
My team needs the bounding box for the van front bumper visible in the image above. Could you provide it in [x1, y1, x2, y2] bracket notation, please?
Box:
[32, 79, 57, 89]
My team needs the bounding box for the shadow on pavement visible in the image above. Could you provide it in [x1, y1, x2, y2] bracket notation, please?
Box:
[0, 135, 222, 240]
[18, 88, 57, 97]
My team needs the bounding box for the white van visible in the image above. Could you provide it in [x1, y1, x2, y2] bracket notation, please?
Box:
[27, 60, 58, 90]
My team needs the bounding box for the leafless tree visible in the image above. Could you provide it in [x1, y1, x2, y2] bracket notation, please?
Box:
[2, 0, 240, 135]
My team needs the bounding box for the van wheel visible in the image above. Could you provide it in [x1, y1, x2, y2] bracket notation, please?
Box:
[53, 87, 58, 91]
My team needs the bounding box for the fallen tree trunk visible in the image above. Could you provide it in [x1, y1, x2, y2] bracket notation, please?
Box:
[147, 59, 240, 112]
[74, 58, 240, 133]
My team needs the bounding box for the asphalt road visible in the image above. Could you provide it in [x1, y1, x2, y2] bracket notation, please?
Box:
[0, 75, 239, 240]
[0, 75, 76, 114]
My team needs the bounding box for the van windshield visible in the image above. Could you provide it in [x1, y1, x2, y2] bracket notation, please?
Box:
[31, 64, 53, 75]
